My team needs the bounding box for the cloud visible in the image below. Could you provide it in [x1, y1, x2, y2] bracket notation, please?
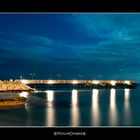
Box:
[26, 35, 54, 46]
[12, 31, 54, 46]
[69, 14, 140, 43]
[0, 31, 78, 63]
[70, 14, 116, 40]
[1, 14, 140, 80]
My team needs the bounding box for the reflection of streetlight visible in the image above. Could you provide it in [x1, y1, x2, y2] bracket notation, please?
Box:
[30, 73, 36, 80]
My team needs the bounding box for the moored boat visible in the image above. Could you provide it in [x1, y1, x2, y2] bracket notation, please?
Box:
[0, 97, 27, 107]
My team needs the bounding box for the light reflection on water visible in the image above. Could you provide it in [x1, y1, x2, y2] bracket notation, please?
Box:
[46, 90, 55, 126]
[71, 89, 80, 126]
[124, 88, 131, 125]
[109, 88, 118, 126]
[92, 89, 100, 126]
[0, 88, 136, 126]
[46, 90, 54, 105]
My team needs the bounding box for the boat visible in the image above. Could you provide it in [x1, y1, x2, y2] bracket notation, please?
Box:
[0, 97, 27, 107]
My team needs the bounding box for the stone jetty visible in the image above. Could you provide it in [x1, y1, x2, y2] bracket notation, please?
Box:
[0, 80, 34, 92]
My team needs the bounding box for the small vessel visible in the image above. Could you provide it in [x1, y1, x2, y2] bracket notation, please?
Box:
[0, 97, 27, 107]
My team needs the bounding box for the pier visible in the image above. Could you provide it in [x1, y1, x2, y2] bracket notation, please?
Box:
[18, 80, 136, 89]
[0, 80, 136, 92]
[0, 79, 137, 92]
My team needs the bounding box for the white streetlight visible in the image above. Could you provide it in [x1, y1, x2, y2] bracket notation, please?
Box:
[30, 73, 36, 80]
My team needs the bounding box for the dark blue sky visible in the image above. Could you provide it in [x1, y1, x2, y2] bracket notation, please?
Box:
[0, 13, 140, 81]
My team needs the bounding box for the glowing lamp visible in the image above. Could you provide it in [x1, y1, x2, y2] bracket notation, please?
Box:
[20, 80, 28, 84]
[124, 81, 130, 85]
[110, 80, 116, 86]
[92, 80, 99, 84]
[48, 80, 54, 84]
[72, 80, 78, 84]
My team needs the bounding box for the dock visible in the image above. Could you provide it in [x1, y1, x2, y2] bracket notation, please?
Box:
[18, 80, 137, 88]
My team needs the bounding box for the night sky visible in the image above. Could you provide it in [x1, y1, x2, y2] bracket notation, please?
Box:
[0, 13, 140, 81]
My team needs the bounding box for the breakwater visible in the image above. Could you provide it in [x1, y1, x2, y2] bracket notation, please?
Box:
[19, 79, 136, 89]
[0, 80, 33, 91]
[0, 80, 137, 91]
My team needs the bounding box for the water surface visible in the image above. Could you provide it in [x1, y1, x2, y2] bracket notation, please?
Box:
[0, 88, 140, 126]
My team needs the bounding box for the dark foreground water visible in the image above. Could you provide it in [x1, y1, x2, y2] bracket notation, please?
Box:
[0, 87, 140, 126]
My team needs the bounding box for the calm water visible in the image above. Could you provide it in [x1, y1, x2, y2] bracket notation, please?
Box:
[0, 87, 140, 126]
